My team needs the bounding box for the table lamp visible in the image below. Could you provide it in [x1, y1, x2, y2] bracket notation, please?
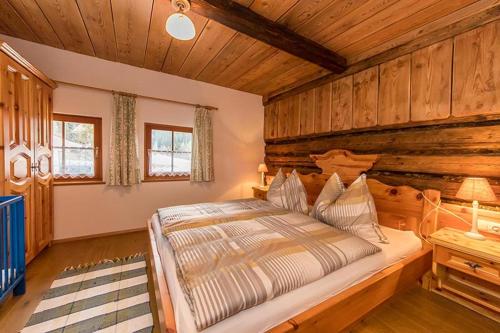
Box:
[456, 177, 497, 240]
[257, 163, 268, 187]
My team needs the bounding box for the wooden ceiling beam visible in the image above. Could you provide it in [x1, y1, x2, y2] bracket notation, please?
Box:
[189, 0, 347, 73]
[263, 5, 500, 105]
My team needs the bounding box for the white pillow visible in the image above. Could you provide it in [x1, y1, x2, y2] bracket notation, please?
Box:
[316, 174, 389, 243]
[267, 169, 309, 214]
[266, 169, 286, 204]
[311, 173, 345, 219]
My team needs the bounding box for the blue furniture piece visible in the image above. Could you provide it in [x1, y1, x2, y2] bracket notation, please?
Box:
[0, 196, 26, 303]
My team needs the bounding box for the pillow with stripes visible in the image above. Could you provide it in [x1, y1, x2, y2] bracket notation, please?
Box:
[266, 168, 286, 204]
[267, 169, 309, 214]
[310, 173, 345, 219]
[316, 174, 389, 243]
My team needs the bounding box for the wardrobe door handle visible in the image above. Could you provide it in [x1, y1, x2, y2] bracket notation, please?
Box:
[31, 161, 40, 172]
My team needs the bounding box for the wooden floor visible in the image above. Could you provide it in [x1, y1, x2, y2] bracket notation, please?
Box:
[0, 231, 497, 333]
[0, 231, 160, 333]
[348, 287, 499, 333]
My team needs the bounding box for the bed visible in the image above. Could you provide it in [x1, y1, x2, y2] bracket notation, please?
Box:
[148, 149, 441, 333]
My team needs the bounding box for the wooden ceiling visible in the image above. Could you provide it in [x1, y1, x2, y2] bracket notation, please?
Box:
[0, 0, 497, 96]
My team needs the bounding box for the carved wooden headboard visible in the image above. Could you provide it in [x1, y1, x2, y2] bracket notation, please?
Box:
[294, 149, 441, 238]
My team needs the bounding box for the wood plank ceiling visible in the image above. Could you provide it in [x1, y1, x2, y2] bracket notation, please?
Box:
[0, 0, 497, 96]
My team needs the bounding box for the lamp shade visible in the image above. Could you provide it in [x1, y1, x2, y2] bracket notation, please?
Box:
[166, 13, 195, 41]
[257, 163, 268, 173]
[456, 177, 497, 202]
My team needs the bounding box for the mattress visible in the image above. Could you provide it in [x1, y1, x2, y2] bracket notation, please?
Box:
[151, 213, 422, 333]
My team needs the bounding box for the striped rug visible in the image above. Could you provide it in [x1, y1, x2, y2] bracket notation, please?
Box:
[22, 254, 153, 333]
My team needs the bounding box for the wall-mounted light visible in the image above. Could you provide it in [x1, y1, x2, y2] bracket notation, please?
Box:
[166, 0, 195, 41]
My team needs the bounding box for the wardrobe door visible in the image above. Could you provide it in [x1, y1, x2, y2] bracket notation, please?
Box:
[0, 56, 4, 196]
[33, 80, 53, 251]
[1, 58, 36, 263]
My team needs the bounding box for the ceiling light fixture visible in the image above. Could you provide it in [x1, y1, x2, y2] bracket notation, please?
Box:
[166, 0, 195, 41]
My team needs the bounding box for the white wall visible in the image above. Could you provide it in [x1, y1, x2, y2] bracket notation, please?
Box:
[1, 35, 264, 240]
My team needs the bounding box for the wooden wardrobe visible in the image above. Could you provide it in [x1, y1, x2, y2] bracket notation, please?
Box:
[0, 41, 55, 264]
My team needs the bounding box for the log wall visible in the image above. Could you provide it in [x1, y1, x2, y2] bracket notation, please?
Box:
[264, 20, 500, 208]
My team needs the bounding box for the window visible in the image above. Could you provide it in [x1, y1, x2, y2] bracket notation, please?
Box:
[144, 123, 192, 181]
[52, 114, 102, 184]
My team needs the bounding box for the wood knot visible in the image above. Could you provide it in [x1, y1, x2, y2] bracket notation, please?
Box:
[416, 193, 423, 200]
[390, 188, 398, 195]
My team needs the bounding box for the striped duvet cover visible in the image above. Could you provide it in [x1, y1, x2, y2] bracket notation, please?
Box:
[157, 198, 287, 235]
[164, 210, 381, 330]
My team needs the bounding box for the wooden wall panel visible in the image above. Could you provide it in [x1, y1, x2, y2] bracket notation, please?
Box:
[353, 67, 378, 128]
[263, 103, 279, 140]
[265, 154, 500, 180]
[278, 98, 289, 138]
[263, 20, 500, 212]
[276, 95, 301, 138]
[378, 55, 411, 125]
[287, 94, 301, 137]
[331, 76, 353, 131]
[314, 83, 332, 133]
[268, 123, 499, 154]
[299, 90, 315, 135]
[373, 155, 500, 178]
[264, 21, 500, 141]
[411, 39, 453, 121]
[439, 203, 500, 236]
[265, 120, 500, 206]
[453, 20, 500, 117]
[265, 123, 500, 156]
[369, 173, 500, 207]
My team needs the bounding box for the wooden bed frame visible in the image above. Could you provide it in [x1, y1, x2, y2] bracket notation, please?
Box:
[148, 149, 441, 333]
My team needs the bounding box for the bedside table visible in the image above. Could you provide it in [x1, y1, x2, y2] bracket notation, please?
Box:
[252, 186, 268, 200]
[428, 227, 500, 322]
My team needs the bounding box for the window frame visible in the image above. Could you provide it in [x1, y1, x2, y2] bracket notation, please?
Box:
[144, 122, 193, 182]
[52, 113, 103, 185]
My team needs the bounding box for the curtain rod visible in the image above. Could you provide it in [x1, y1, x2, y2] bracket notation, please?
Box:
[54, 80, 218, 110]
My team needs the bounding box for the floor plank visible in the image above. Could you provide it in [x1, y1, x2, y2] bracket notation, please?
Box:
[0, 231, 497, 333]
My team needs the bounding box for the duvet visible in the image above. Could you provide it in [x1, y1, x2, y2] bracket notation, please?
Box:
[163, 208, 381, 330]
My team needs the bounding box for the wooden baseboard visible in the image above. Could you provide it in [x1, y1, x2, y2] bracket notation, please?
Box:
[52, 227, 147, 244]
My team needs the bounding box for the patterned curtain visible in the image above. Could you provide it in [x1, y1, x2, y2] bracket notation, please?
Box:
[107, 93, 141, 186]
[191, 107, 214, 182]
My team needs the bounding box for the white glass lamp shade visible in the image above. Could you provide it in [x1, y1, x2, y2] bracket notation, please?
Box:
[166, 13, 195, 41]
